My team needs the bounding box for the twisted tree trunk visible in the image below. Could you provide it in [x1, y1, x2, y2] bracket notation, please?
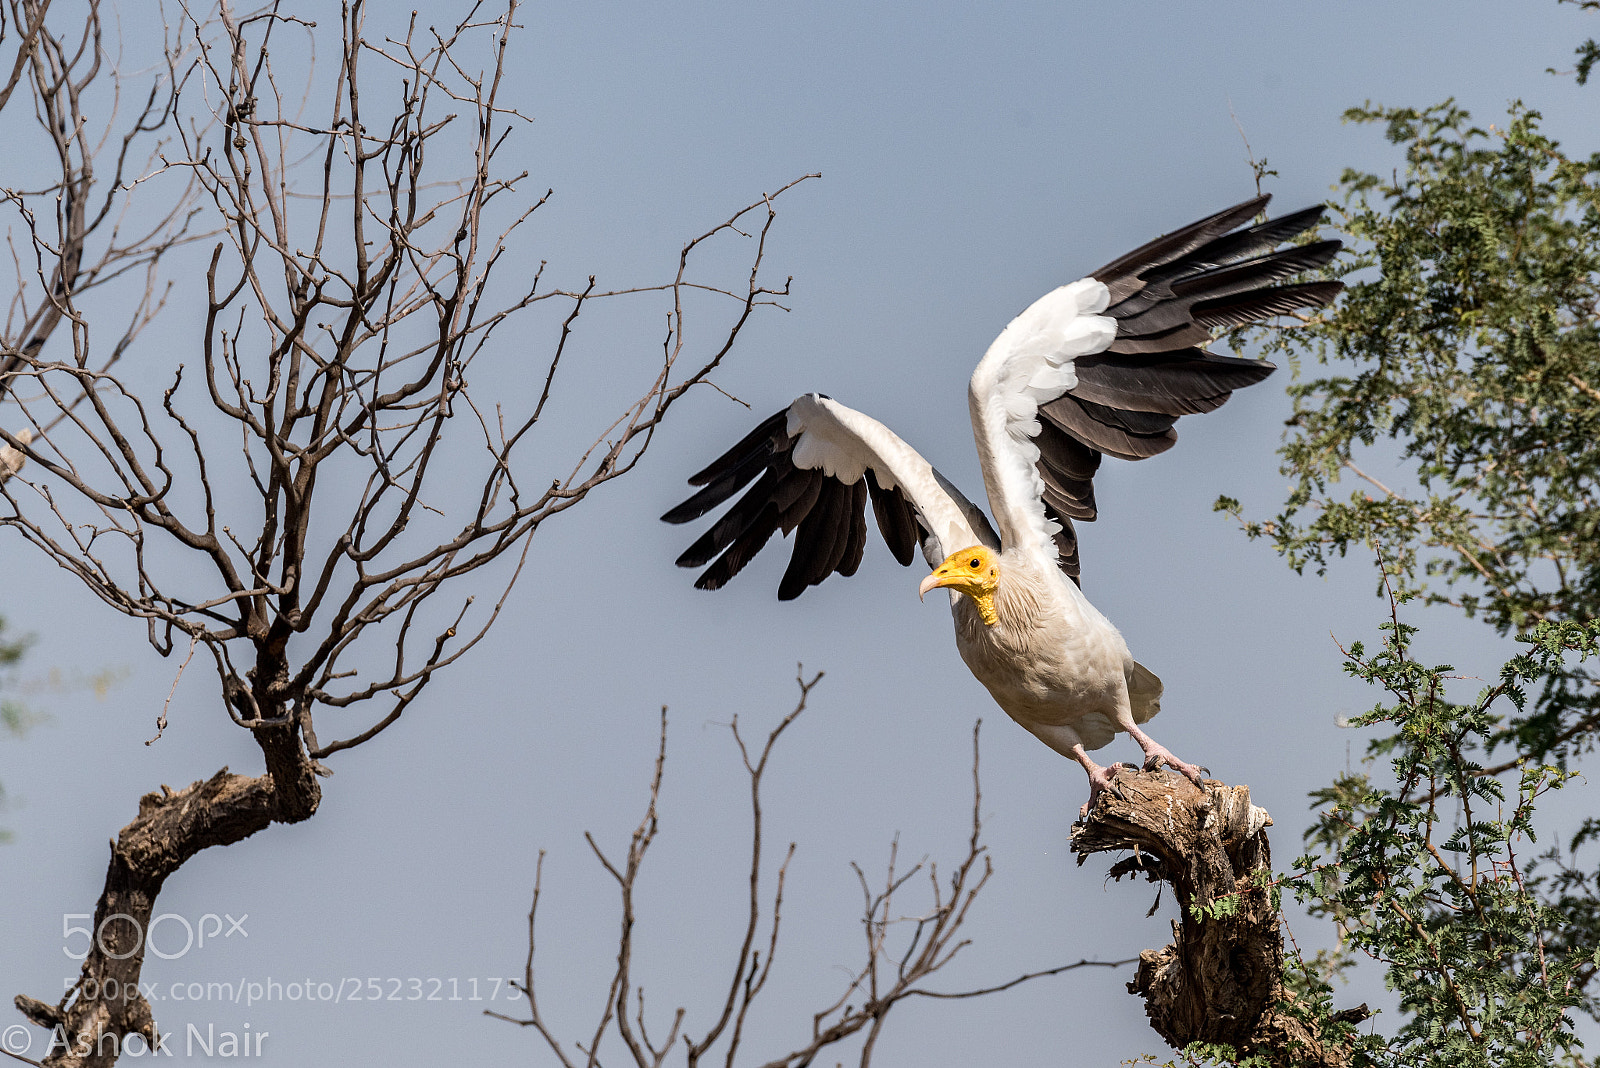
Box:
[1070, 770, 1358, 1068]
[13, 721, 320, 1067]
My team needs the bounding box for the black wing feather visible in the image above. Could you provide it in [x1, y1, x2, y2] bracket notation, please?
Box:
[1108, 241, 1341, 326]
[837, 480, 869, 577]
[1106, 322, 1214, 354]
[1032, 197, 1342, 581]
[1128, 205, 1329, 292]
[686, 410, 789, 487]
[779, 479, 848, 600]
[667, 404, 936, 598]
[695, 504, 782, 591]
[866, 469, 919, 566]
[669, 199, 1344, 596]
[775, 466, 824, 532]
[1092, 195, 1269, 303]
[674, 467, 783, 568]
[810, 480, 853, 581]
[1041, 502, 1082, 585]
[1034, 417, 1101, 521]
[661, 443, 774, 524]
[1068, 395, 1178, 436]
[1191, 281, 1344, 332]
[1070, 351, 1274, 415]
[1040, 394, 1178, 461]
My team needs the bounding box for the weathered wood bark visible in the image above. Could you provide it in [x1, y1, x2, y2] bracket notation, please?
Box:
[1070, 770, 1355, 1068]
[13, 719, 320, 1067]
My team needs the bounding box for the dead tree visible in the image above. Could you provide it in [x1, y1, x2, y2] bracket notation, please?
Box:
[493, 681, 1138, 1068]
[0, 0, 193, 428]
[1072, 770, 1364, 1068]
[1, 2, 809, 1064]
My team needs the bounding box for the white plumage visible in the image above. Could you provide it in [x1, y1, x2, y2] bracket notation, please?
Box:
[664, 196, 1341, 813]
[0, 428, 31, 486]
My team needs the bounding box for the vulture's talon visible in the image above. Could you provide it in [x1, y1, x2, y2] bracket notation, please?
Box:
[1138, 744, 1205, 787]
[1079, 761, 1130, 817]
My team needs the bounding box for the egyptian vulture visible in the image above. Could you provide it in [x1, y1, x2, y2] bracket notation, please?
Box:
[663, 195, 1340, 814]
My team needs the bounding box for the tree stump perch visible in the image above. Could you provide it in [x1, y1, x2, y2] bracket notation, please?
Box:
[1071, 770, 1352, 1068]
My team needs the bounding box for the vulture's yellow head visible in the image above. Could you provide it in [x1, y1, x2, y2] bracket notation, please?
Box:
[919, 546, 1000, 626]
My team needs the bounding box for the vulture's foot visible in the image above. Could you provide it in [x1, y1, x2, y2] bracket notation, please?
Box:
[1078, 761, 1136, 818]
[1139, 745, 1205, 788]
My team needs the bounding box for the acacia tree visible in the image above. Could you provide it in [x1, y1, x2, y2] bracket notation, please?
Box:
[0, 2, 806, 1063]
[1198, 13, 1600, 1065]
[1066, 100, 1600, 1065]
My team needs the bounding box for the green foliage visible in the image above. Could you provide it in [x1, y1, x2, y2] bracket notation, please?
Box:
[1188, 869, 1278, 923]
[1182, 1043, 1272, 1068]
[0, 614, 30, 727]
[0, 612, 25, 664]
[1557, 1, 1600, 84]
[1572, 39, 1600, 85]
[1223, 100, 1600, 766]
[0, 614, 32, 844]
[1216, 40, 1600, 1063]
[1282, 614, 1600, 1067]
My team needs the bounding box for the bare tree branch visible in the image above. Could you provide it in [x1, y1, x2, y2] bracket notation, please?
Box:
[496, 680, 1135, 1068]
[3, 2, 809, 1062]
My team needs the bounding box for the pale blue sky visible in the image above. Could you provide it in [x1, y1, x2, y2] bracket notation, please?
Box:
[3, 2, 1597, 1065]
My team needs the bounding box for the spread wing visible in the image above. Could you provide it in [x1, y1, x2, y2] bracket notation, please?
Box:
[966, 194, 1342, 583]
[663, 394, 998, 600]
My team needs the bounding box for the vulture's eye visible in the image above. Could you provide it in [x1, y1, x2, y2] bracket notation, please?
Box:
[969, 557, 981, 568]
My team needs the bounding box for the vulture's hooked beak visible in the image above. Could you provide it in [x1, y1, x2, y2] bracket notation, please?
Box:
[918, 548, 1001, 626]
